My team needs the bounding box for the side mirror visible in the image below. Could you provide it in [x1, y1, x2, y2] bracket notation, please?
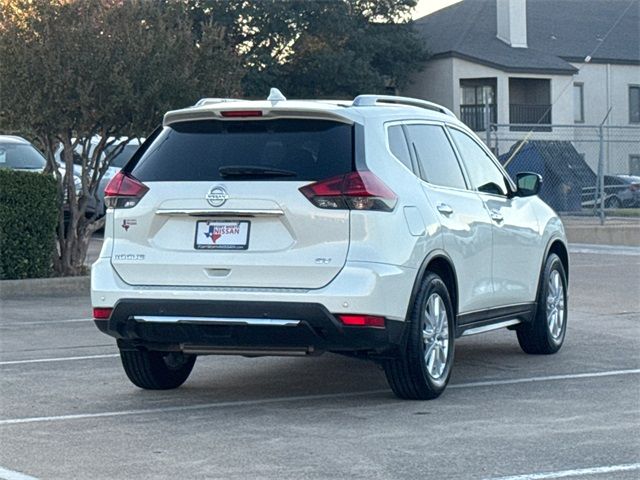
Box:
[516, 172, 542, 197]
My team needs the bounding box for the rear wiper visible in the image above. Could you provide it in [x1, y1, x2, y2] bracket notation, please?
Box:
[218, 165, 297, 178]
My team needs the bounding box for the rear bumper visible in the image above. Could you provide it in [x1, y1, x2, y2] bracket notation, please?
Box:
[91, 257, 416, 321]
[96, 299, 406, 355]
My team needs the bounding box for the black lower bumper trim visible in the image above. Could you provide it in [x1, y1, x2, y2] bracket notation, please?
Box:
[99, 299, 405, 355]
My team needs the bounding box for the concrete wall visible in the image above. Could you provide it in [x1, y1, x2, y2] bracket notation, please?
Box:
[570, 63, 640, 174]
[571, 63, 640, 126]
[403, 57, 454, 110]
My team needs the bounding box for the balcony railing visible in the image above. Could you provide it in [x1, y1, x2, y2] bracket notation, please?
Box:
[509, 104, 552, 131]
[460, 104, 496, 132]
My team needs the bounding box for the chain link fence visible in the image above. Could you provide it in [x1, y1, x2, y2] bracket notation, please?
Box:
[486, 124, 640, 223]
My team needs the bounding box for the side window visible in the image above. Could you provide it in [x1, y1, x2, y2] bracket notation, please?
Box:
[60, 147, 83, 166]
[387, 125, 412, 171]
[404, 124, 467, 190]
[449, 127, 509, 196]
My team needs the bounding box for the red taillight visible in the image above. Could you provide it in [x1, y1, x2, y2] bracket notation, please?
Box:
[220, 110, 263, 118]
[93, 307, 113, 320]
[299, 171, 397, 211]
[338, 314, 386, 328]
[630, 183, 639, 192]
[104, 171, 148, 209]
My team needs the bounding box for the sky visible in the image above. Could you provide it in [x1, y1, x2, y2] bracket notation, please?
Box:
[412, 0, 462, 20]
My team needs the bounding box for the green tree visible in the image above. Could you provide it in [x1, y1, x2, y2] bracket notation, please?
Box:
[192, 0, 428, 98]
[0, 0, 243, 275]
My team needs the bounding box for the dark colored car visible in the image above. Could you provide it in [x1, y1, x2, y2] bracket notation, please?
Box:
[604, 175, 640, 208]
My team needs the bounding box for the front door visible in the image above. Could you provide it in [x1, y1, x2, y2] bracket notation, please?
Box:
[448, 126, 542, 306]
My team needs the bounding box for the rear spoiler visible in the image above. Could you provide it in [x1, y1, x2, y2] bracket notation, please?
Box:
[163, 107, 355, 126]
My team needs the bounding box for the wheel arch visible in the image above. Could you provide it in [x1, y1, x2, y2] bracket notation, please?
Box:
[546, 238, 569, 284]
[406, 250, 459, 323]
[532, 236, 570, 311]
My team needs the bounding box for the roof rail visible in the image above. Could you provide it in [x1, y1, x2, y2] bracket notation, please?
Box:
[352, 95, 455, 117]
[194, 98, 242, 107]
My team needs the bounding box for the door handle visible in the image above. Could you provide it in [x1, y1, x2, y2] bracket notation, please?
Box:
[436, 203, 454, 215]
[490, 210, 504, 222]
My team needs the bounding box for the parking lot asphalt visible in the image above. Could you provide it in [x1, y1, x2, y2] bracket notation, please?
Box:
[1, 246, 639, 480]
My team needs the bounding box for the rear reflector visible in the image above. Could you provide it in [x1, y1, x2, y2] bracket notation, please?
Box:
[221, 110, 263, 117]
[299, 171, 397, 212]
[337, 314, 386, 328]
[104, 171, 149, 209]
[93, 307, 113, 320]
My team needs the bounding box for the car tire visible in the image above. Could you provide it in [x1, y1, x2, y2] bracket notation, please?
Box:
[605, 196, 622, 209]
[384, 272, 455, 400]
[120, 349, 196, 390]
[517, 253, 567, 355]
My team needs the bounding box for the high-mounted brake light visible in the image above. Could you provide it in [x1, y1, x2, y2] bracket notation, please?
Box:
[299, 171, 397, 211]
[220, 110, 263, 118]
[338, 314, 386, 328]
[104, 171, 149, 209]
[93, 307, 113, 320]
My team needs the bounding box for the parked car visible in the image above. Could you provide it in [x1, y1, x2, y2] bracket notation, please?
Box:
[91, 91, 569, 400]
[604, 175, 640, 208]
[0, 135, 47, 171]
[0, 134, 82, 203]
[55, 137, 142, 216]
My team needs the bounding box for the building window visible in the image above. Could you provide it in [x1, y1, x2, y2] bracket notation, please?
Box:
[573, 83, 584, 123]
[630, 155, 640, 175]
[459, 78, 497, 132]
[630, 86, 640, 123]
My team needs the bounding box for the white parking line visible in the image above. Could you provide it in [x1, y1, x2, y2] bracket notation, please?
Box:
[448, 368, 640, 389]
[0, 466, 40, 480]
[0, 368, 637, 426]
[486, 462, 640, 479]
[0, 354, 119, 366]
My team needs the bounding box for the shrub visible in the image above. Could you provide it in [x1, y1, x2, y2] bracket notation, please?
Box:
[0, 169, 58, 279]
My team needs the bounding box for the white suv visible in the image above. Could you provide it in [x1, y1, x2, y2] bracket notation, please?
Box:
[92, 91, 569, 400]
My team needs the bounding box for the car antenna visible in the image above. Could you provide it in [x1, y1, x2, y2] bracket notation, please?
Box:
[267, 88, 286, 104]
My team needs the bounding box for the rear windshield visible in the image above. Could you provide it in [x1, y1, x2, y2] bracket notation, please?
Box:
[127, 119, 353, 181]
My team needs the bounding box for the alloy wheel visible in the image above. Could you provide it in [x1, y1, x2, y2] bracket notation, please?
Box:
[422, 293, 450, 379]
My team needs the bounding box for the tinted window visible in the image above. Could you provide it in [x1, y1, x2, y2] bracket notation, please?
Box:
[128, 119, 353, 181]
[449, 128, 509, 196]
[105, 144, 138, 168]
[387, 125, 412, 170]
[404, 125, 467, 190]
[0, 143, 46, 170]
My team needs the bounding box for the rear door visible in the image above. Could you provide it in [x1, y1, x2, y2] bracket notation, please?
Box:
[111, 118, 353, 289]
[403, 123, 495, 314]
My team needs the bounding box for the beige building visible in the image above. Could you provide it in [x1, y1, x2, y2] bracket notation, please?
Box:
[404, 0, 640, 174]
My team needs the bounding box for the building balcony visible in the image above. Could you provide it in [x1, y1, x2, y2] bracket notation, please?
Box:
[509, 104, 552, 131]
[460, 104, 497, 132]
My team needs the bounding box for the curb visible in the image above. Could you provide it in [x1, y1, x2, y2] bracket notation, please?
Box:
[0, 275, 90, 300]
[564, 225, 640, 247]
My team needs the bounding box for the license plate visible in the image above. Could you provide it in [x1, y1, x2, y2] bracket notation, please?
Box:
[195, 221, 250, 250]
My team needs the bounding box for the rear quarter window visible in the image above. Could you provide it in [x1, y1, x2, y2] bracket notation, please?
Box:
[127, 119, 353, 181]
